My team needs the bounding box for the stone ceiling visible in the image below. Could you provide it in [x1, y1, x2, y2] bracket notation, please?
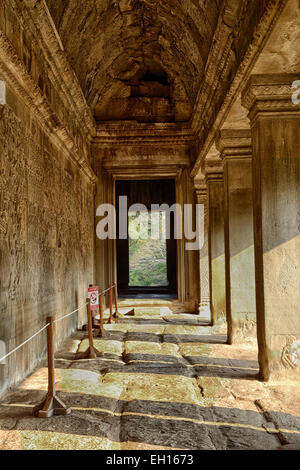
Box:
[45, 0, 277, 127]
[46, 0, 222, 122]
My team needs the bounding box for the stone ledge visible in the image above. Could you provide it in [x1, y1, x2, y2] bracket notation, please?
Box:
[216, 129, 252, 159]
[242, 73, 300, 117]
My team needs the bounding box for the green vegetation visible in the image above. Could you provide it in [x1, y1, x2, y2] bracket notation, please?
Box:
[128, 212, 168, 287]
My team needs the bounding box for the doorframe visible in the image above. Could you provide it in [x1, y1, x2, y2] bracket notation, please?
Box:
[104, 167, 187, 304]
[115, 179, 178, 296]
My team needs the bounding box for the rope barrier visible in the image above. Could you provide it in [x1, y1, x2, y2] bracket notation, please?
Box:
[1, 282, 119, 419]
[53, 302, 88, 324]
[0, 323, 50, 363]
[0, 301, 89, 363]
[101, 284, 116, 296]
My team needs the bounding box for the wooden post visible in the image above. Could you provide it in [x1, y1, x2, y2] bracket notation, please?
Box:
[98, 292, 104, 337]
[34, 317, 70, 418]
[87, 298, 94, 352]
[113, 284, 119, 320]
[107, 287, 113, 324]
[76, 299, 100, 359]
[47, 316, 55, 396]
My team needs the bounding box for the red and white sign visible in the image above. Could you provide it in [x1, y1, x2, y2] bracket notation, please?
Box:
[88, 286, 99, 311]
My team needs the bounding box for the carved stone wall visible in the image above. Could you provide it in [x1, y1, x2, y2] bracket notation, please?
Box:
[0, 88, 95, 396]
[0, 1, 96, 183]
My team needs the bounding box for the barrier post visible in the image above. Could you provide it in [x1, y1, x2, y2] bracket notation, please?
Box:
[34, 317, 71, 418]
[76, 299, 100, 359]
[97, 292, 104, 337]
[113, 284, 119, 320]
[107, 287, 113, 324]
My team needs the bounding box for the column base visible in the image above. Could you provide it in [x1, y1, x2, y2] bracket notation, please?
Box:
[199, 299, 211, 321]
[229, 316, 257, 345]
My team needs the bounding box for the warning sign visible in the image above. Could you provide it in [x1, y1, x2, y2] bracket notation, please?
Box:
[88, 286, 99, 311]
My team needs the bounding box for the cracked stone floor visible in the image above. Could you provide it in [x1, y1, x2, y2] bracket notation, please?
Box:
[0, 310, 300, 450]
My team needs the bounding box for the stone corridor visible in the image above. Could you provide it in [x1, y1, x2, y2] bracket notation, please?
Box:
[1, 310, 300, 451]
[0, 1, 300, 454]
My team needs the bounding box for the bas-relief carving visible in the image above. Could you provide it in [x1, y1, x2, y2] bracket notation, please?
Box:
[282, 338, 300, 369]
[0, 106, 26, 306]
[0, 102, 94, 394]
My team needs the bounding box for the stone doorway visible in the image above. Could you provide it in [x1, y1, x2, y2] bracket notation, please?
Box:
[116, 179, 178, 298]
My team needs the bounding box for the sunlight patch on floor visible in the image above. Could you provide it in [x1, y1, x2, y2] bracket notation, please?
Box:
[118, 373, 201, 405]
[78, 339, 123, 356]
[0, 429, 180, 451]
[124, 341, 180, 357]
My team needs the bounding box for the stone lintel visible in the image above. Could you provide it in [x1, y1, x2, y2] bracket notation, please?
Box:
[242, 73, 300, 121]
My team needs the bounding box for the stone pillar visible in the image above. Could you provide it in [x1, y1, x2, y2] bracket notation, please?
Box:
[217, 129, 256, 344]
[242, 74, 300, 380]
[180, 168, 201, 314]
[195, 185, 211, 321]
[205, 166, 226, 326]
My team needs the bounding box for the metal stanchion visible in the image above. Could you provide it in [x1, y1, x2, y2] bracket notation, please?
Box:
[34, 317, 70, 418]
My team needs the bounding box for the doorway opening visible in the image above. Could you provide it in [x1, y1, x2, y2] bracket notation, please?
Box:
[116, 179, 177, 298]
[128, 210, 168, 288]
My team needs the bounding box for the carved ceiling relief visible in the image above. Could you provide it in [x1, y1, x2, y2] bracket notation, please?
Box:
[45, 0, 221, 123]
[55, 0, 271, 126]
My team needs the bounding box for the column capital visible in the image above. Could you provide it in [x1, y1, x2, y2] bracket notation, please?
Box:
[216, 129, 252, 161]
[242, 74, 300, 122]
[203, 159, 223, 184]
[194, 182, 208, 203]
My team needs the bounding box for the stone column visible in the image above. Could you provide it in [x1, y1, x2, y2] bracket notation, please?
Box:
[195, 185, 211, 321]
[205, 165, 227, 326]
[242, 74, 300, 380]
[180, 168, 200, 314]
[217, 129, 256, 344]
